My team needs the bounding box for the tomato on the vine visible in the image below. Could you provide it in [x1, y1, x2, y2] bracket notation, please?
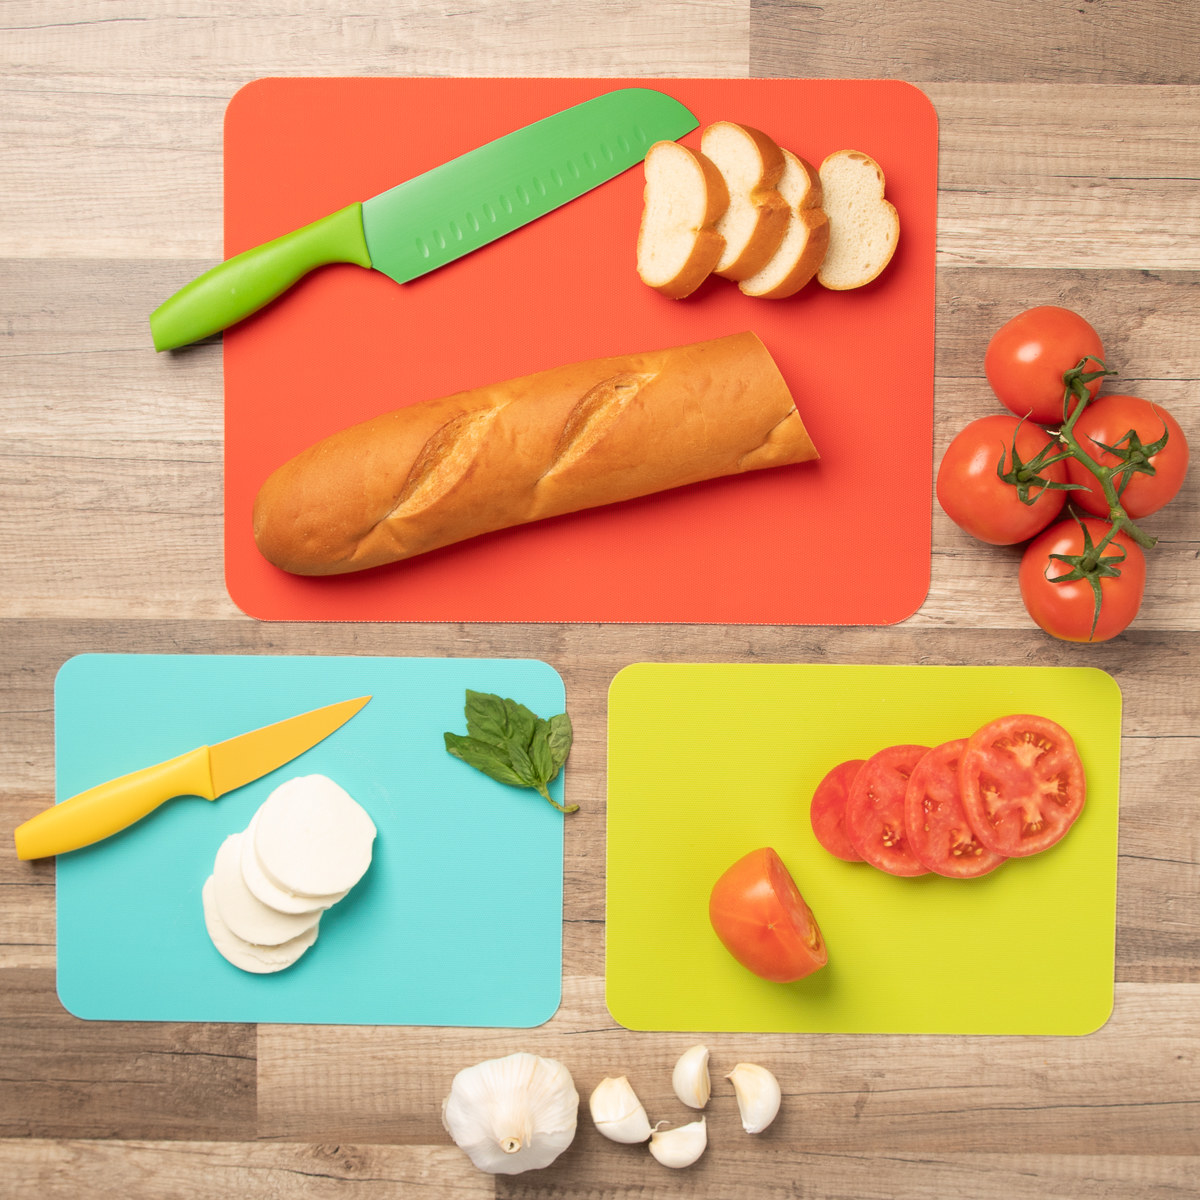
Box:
[985, 306, 1105, 424]
[936, 414, 1068, 544]
[1065, 393, 1189, 519]
[1018, 516, 1146, 642]
[708, 847, 828, 982]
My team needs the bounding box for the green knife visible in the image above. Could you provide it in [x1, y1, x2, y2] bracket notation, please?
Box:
[149, 87, 697, 352]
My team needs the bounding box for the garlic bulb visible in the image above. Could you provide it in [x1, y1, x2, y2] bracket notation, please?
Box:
[726, 1062, 782, 1133]
[442, 1052, 579, 1174]
[589, 1075, 653, 1143]
[648, 1117, 707, 1168]
[671, 1044, 711, 1109]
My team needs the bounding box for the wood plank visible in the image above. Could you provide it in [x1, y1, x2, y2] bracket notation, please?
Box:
[0, 1139, 491, 1199]
[0, 969, 255, 1139]
[750, 0, 1200, 85]
[254, 980, 1200, 1153]
[0, 0, 749, 259]
[0, 1137, 1197, 1200]
[928, 86, 1200, 269]
[3, 263, 1197, 625]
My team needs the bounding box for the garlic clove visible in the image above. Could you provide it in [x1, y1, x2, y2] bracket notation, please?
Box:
[648, 1117, 707, 1168]
[671, 1044, 711, 1109]
[442, 1052, 579, 1174]
[726, 1062, 782, 1134]
[589, 1075, 653, 1143]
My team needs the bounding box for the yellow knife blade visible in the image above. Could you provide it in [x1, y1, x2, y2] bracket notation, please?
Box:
[13, 694, 371, 861]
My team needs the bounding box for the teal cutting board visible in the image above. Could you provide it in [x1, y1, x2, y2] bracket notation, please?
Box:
[54, 654, 566, 1025]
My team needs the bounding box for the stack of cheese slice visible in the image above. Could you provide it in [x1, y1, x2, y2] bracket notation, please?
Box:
[201, 774, 377, 974]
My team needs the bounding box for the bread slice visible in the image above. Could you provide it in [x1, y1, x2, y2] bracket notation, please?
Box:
[700, 122, 790, 281]
[816, 150, 900, 290]
[738, 150, 830, 299]
[636, 140, 729, 299]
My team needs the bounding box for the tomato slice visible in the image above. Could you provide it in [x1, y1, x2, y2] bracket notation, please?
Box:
[810, 759, 866, 861]
[903, 739, 1007, 878]
[959, 715, 1086, 857]
[844, 745, 931, 876]
[708, 847, 828, 982]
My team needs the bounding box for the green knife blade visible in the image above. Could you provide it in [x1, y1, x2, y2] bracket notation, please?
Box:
[149, 87, 697, 352]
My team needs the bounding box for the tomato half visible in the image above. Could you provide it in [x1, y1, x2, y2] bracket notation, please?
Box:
[1018, 516, 1146, 642]
[809, 759, 865, 861]
[985, 306, 1105, 424]
[1065, 393, 1189, 519]
[844, 745, 931, 876]
[903, 739, 1007, 878]
[936, 414, 1067, 544]
[958, 715, 1086, 857]
[708, 847, 828, 982]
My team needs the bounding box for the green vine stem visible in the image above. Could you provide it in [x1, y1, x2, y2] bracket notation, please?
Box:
[1038, 357, 1159, 553]
[999, 354, 1172, 637]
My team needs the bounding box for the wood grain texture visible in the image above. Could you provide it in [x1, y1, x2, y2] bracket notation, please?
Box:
[750, 0, 1200, 84]
[2, 0, 1199, 1196]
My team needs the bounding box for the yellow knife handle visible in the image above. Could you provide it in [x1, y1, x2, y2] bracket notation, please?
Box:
[13, 746, 216, 861]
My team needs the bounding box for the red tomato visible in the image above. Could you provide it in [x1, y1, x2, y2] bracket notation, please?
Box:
[903, 739, 1007, 878]
[809, 759, 865, 861]
[844, 745, 931, 876]
[958, 715, 1086, 858]
[985, 306, 1105, 424]
[708, 847, 828, 982]
[936, 414, 1067, 544]
[1065, 393, 1189, 519]
[1019, 516, 1146, 642]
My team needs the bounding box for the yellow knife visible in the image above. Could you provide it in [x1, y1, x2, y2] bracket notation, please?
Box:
[14, 694, 371, 860]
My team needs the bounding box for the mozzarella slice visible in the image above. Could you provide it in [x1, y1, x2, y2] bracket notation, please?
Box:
[210, 832, 322, 947]
[201, 875, 319, 974]
[253, 774, 377, 898]
[240, 810, 348, 915]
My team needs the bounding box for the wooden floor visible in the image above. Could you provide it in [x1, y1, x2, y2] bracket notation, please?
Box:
[3, 3, 1198, 1196]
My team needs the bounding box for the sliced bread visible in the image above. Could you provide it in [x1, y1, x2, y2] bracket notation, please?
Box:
[816, 149, 900, 290]
[700, 121, 791, 281]
[636, 140, 730, 299]
[739, 150, 830, 299]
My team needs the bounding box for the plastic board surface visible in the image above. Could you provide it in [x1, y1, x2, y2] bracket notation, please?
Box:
[223, 77, 937, 622]
[55, 654, 566, 1025]
[606, 663, 1121, 1035]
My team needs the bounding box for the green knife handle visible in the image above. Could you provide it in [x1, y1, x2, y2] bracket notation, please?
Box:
[13, 746, 216, 860]
[149, 202, 373, 352]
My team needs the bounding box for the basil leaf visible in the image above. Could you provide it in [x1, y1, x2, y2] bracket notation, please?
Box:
[528, 720, 556, 786]
[546, 712, 573, 773]
[446, 690, 578, 813]
[501, 696, 539, 752]
[444, 732, 530, 789]
[463, 690, 512, 748]
[506, 738, 537, 785]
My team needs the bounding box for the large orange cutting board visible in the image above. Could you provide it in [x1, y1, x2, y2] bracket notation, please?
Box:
[223, 78, 937, 623]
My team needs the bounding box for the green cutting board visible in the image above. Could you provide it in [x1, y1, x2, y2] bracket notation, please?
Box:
[606, 663, 1121, 1035]
[55, 654, 566, 1025]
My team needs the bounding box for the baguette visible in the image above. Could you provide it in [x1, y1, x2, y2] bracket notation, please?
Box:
[738, 150, 829, 299]
[816, 150, 900, 290]
[252, 332, 818, 576]
[636, 140, 729, 299]
[700, 122, 791, 282]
